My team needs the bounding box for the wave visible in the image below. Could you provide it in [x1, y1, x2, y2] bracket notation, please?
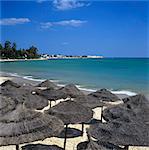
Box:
[22, 76, 45, 82]
[111, 90, 137, 96]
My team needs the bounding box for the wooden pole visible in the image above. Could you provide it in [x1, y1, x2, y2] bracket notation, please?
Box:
[64, 124, 68, 150]
[50, 101, 51, 108]
[16, 145, 19, 150]
[124, 146, 129, 150]
[81, 123, 84, 136]
[101, 106, 103, 122]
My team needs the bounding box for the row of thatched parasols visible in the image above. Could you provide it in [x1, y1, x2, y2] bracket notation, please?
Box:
[0, 80, 93, 150]
[1, 79, 149, 150]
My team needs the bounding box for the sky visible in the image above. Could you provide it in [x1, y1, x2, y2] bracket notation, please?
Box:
[0, 0, 148, 57]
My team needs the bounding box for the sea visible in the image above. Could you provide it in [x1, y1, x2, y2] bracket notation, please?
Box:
[0, 58, 149, 96]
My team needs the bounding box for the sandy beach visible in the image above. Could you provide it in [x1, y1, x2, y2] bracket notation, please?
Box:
[0, 74, 149, 150]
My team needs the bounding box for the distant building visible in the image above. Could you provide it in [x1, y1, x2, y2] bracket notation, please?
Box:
[40, 54, 103, 59]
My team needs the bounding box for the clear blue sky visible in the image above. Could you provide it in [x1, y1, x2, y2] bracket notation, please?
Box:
[0, 0, 148, 57]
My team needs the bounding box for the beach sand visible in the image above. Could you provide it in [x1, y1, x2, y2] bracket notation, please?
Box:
[0, 75, 149, 150]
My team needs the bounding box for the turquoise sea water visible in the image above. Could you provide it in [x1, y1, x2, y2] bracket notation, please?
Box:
[0, 58, 149, 95]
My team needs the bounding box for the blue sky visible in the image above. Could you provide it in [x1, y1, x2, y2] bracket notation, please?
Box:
[0, 0, 148, 57]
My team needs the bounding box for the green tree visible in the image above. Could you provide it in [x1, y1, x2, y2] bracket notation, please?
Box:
[12, 42, 17, 51]
[11, 42, 17, 58]
[4, 41, 11, 50]
[27, 46, 39, 58]
[0, 44, 3, 50]
[0, 43, 4, 58]
[4, 41, 12, 58]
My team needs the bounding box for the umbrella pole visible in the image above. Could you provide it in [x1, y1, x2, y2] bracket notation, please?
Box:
[81, 122, 84, 136]
[16, 145, 19, 150]
[64, 124, 68, 150]
[124, 146, 129, 150]
[101, 106, 103, 122]
[50, 101, 51, 108]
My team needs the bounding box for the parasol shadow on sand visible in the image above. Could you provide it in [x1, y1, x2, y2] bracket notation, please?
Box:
[57, 127, 82, 138]
[77, 129, 127, 150]
[89, 95, 149, 148]
[22, 144, 63, 150]
[45, 100, 93, 150]
[77, 140, 128, 150]
[0, 102, 64, 150]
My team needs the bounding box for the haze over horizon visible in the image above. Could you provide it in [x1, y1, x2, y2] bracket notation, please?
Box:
[0, 0, 148, 57]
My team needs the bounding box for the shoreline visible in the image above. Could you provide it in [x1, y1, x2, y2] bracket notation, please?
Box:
[0, 58, 48, 62]
[0, 71, 137, 99]
[0, 57, 103, 62]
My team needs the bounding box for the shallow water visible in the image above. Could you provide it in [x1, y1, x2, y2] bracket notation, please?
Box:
[1, 58, 149, 95]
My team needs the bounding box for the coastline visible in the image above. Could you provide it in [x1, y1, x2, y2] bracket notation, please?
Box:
[0, 57, 104, 62]
[0, 71, 136, 99]
[0, 58, 48, 62]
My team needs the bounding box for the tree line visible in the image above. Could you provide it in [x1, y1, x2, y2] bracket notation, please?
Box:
[0, 41, 40, 59]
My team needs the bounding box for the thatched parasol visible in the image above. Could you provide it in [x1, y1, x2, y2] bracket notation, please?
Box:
[74, 95, 107, 109]
[103, 94, 149, 123]
[88, 89, 120, 102]
[0, 80, 21, 88]
[89, 120, 149, 147]
[36, 88, 67, 107]
[36, 80, 58, 89]
[89, 94, 149, 147]
[1, 86, 48, 110]
[45, 100, 93, 150]
[23, 93, 49, 110]
[0, 95, 16, 115]
[74, 95, 111, 123]
[58, 84, 84, 98]
[0, 104, 64, 150]
[22, 144, 63, 150]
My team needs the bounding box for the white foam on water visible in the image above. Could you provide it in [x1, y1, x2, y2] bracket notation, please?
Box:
[111, 90, 137, 96]
[23, 76, 45, 82]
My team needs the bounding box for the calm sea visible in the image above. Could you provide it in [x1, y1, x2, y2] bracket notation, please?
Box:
[0, 58, 149, 95]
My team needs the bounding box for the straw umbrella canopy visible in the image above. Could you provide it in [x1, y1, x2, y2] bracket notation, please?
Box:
[36, 88, 67, 108]
[89, 120, 149, 146]
[36, 88, 67, 101]
[45, 100, 93, 149]
[22, 144, 63, 150]
[74, 95, 109, 109]
[0, 104, 64, 149]
[0, 80, 21, 88]
[0, 95, 16, 115]
[88, 89, 120, 102]
[103, 94, 149, 123]
[74, 95, 111, 123]
[89, 94, 149, 147]
[58, 84, 84, 98]
[45, 100, 93, 125]
[1, 86, 49, 110]
[36, 80, 59, 89]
